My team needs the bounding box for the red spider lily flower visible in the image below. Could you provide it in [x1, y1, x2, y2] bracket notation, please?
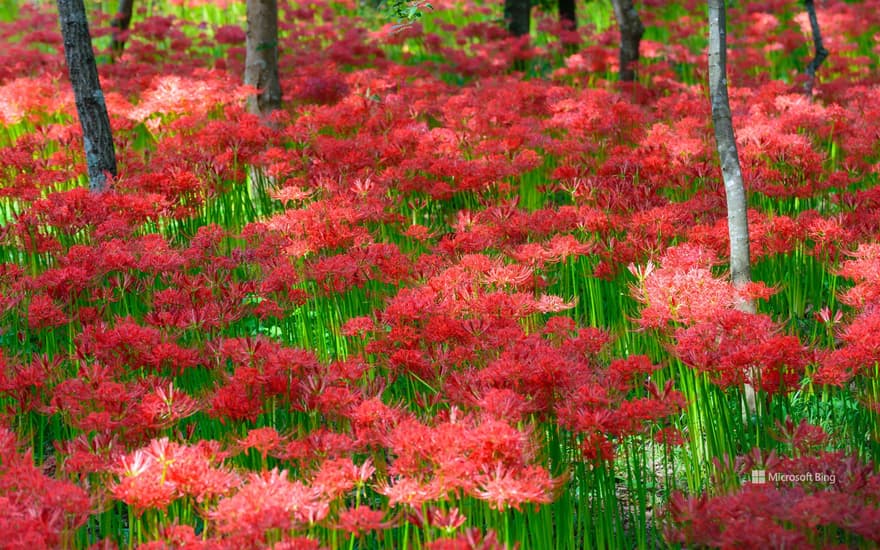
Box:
[270, 185, 315, 204]
[430, 506, 468, 533]
[473, 463, 559, 511]
[608, 355, 659, 387]
[57, 432, 123, 475]
[814, 306, 843, 326]
[209, 469, 329, 538]
[214, 24, 246, 45]
[426, 528, 512, 550]
[473, 388, 533, 422]
[816, 307, 880, 385]
[335, 505, 398, 535]
[0, 428, 90, 548]
[311, 457, 375, 499]
[111, 439, 238, 510]
[632, 244, 738, 329]
[534, 294, 577, 313]
[340, 316, 376, 337]
[274, 429, 358, 466]
[375, 476, 446, 509]
[236, 427, 283, 463]
[136, 382, 200, 430]
[50, 363, 146, 433]
[666, 451, 880, 547]
[27, 294, 68, 330]
[837, 244, 880, 308]
[673, 310, 808, 394]
[136, 524, 209, 550]
[266, 537, 323, 550]
[112, 449, 178, 512]
[772, 418, 829, 455]
[654, 427, 687, 448]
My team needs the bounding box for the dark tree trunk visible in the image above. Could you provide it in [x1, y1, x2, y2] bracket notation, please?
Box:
[110, 0, 134, 59]
[611, 0, 644, 81]
[558, 0, 576, 30]
[504, 0, 531, 38]
[245, 0, 282, 116]
[803, 0, 828, 95]
[57, 0, 117, 193]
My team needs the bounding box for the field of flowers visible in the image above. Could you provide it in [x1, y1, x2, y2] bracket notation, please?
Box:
[1, 0, 880, 547]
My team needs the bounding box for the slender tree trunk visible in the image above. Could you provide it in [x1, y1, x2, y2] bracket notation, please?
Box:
[803, 0, 828, 95]
[611, 0, 644, 82]
[57, 0, 117, 193]
[110, 0, 134, 59]
[708, 0, 757, 413]
[558, 0, 576, 30]
[245, 0, 282, 116]
[504, 0, 531, 38]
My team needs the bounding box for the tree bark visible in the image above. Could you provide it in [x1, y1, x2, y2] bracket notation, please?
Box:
[708, 0, 757, 412]
[504, 0, 531, 38]
[245, 0, 282, 116]
[558, 0, 576, 30]
[611, 0, 644, 82]
[57, 0, 117, 193]
[803, 0, 828, 95]
[110, 0, 134, 59]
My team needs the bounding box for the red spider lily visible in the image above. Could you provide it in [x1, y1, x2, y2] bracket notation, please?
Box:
[375, 476, 447, 509]
[411, 506, 468, 533]
[772, 418, 829, 455]
[57, 432, 123, 476]
[50, 363, 147, 434]
[136, 382, 200, 430]
[631, 244, 737, 329]
[815, 307, 880, 385]
[335, 505, 398, 535]
[111, 438, 238, 511]
[473, 463, 561, 511]
[837, 244, 880, 308]
[311, 457, 375, 499]
[0, 427, 90, 548]
[236, 427, 283, 464]
[427, 528, 513, 550]
[665, 451, 880, 547]
[26, 294, 68, 330]
[348, 396, 405, 449]
[274, 428, 358, 467]
[654, 426, 687, 448]
[673, 310, 808, 393]
[208, 469, 329, 539]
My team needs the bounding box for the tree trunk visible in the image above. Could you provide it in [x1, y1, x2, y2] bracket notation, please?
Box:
[504, 0, 531, 38]
[611, 0, 644, 82]
[708, 0, 757, 413]
[57, 0, 117, 193]
[245, 0, 282, 116]
[558, 0, 576, 30]
[707, 0, 750, 295]
[803, 0, 828, 95]
[110, 0, 134, 59]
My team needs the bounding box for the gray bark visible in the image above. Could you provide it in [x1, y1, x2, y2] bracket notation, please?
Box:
[708, 0, 751, 294]
[504, 0, 530, 38]
[611, 0, 644, 82]
[803, 0, 828, 95]
[57, 0, 117, 193]
[245, 0, 283, 116]
[708, 0, 757, 413]
[110, 0, 134, 59]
